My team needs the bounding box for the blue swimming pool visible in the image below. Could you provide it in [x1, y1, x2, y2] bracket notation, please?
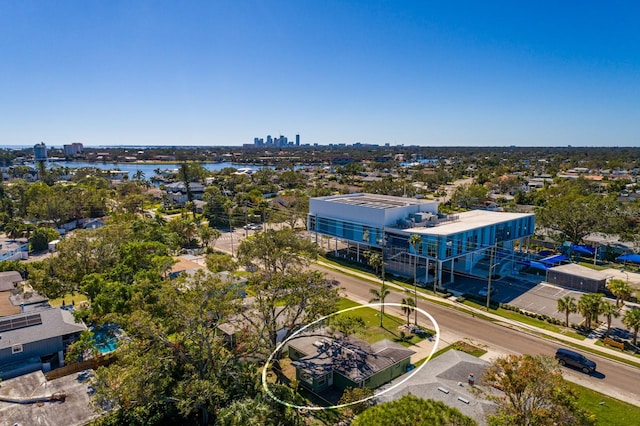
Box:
[92, 327, 120, 354]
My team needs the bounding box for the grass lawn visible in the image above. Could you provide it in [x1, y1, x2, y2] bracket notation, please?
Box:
[566, 381, 640, 426]
[594, 340, 640, 359]
[48, 292, 88, 307]
[414, 340, 487, 367]
[462, 300, 586, 340]
[334, 298, 426, 347]
[576, 262, 608, 271]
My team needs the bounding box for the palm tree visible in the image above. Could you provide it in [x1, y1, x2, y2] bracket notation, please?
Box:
[4, 220, 23, 240]
[408, 233, 421, 325]
[557, 295, 577, 327]
[369, 283, 390, 327]
[258, 199, 270, 230]
[363, 251, 383, 277]
[401, 297, 416, 326]
[578, 293, 604, 329]
[608, 279, 632, 308]
[133, 170, 145, 183]
[623, 308, 640, 346]
[600, 301, 620, 337]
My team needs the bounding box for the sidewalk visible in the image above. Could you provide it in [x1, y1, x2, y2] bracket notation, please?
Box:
[316, 259, 640, 366]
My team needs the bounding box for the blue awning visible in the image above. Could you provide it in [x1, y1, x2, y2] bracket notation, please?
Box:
[616, 254, 640, 264]
[540, 254, 568, 265]
[529, 261, 548, 271]
[571, 244, 596, 255]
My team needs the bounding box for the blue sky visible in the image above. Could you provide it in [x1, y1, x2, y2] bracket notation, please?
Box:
[1, 1, 639, 147]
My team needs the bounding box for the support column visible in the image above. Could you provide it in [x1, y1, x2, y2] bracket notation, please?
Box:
[425, 259, 429, 283]
[58, 350, 65, 367]
[450, 259, 455, 282]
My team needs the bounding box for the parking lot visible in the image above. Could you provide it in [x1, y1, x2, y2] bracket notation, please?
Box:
[446, 272, 626, 329]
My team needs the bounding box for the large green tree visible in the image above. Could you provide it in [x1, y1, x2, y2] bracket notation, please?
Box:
[242, 269, 339, 359]
[29, 227, 59, 252]
[237, 228, 317, 276]
[451, 183, 488, 209]
[483, 354, 595, 426]
[52, 224, 132, 289]
[352, 395, 476, 426]
[91, 271, 248, 425]
[535, 180, 624, 244]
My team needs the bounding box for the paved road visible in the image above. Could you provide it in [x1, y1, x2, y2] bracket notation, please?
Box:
[313, 264, 640, 405]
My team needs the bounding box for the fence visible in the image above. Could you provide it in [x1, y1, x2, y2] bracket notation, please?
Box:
[44, 354, 116, 381]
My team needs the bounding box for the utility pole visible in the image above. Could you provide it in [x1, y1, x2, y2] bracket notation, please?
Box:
[228, 203, 234, 257]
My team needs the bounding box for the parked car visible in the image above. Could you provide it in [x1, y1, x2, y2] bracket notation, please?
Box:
[555, 348, 596, 373]
[478, 287, 497, 297]
[243, 223, 263, 230]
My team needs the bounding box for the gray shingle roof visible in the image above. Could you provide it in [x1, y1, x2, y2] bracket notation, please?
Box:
[0, 308, 87, 350]
[290, 334, 414, 383]
[0, 271, 22, 292]
[165, 182, 205, 193]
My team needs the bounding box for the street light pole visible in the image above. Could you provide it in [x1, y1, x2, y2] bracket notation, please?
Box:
[381, 236, 386, 286]
[621, 268, 629, 284]
[486, 245, 495, 311]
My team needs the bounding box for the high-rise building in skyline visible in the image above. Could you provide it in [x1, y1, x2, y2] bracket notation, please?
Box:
[33, 142, 47, 162]
[252, 133, 299, 147]
[63, 142, 84, 156]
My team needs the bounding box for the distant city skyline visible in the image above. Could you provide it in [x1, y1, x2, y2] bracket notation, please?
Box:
[1, 1, 639, 147]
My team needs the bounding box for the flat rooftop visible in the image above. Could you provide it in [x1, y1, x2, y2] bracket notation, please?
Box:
[0, 370, 101, 426]
[548, 263, 610, 281]
[396, 210, 534, 236]
[324, 194, 425, 209]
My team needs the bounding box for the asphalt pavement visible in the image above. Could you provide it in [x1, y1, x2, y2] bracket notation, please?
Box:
[314, 260, 640, 407]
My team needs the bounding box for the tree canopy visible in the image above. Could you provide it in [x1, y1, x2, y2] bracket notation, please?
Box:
[352, 395, 476, 426]
[483, 354, 595, 426]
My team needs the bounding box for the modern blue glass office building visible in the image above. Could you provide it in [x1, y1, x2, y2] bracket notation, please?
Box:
[308, 193, 536, 288]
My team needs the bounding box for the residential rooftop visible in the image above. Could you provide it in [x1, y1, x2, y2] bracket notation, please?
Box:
[0, 271, 22, 292]
[0, 308, 87, 350]
[290, 333, 414, 383]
